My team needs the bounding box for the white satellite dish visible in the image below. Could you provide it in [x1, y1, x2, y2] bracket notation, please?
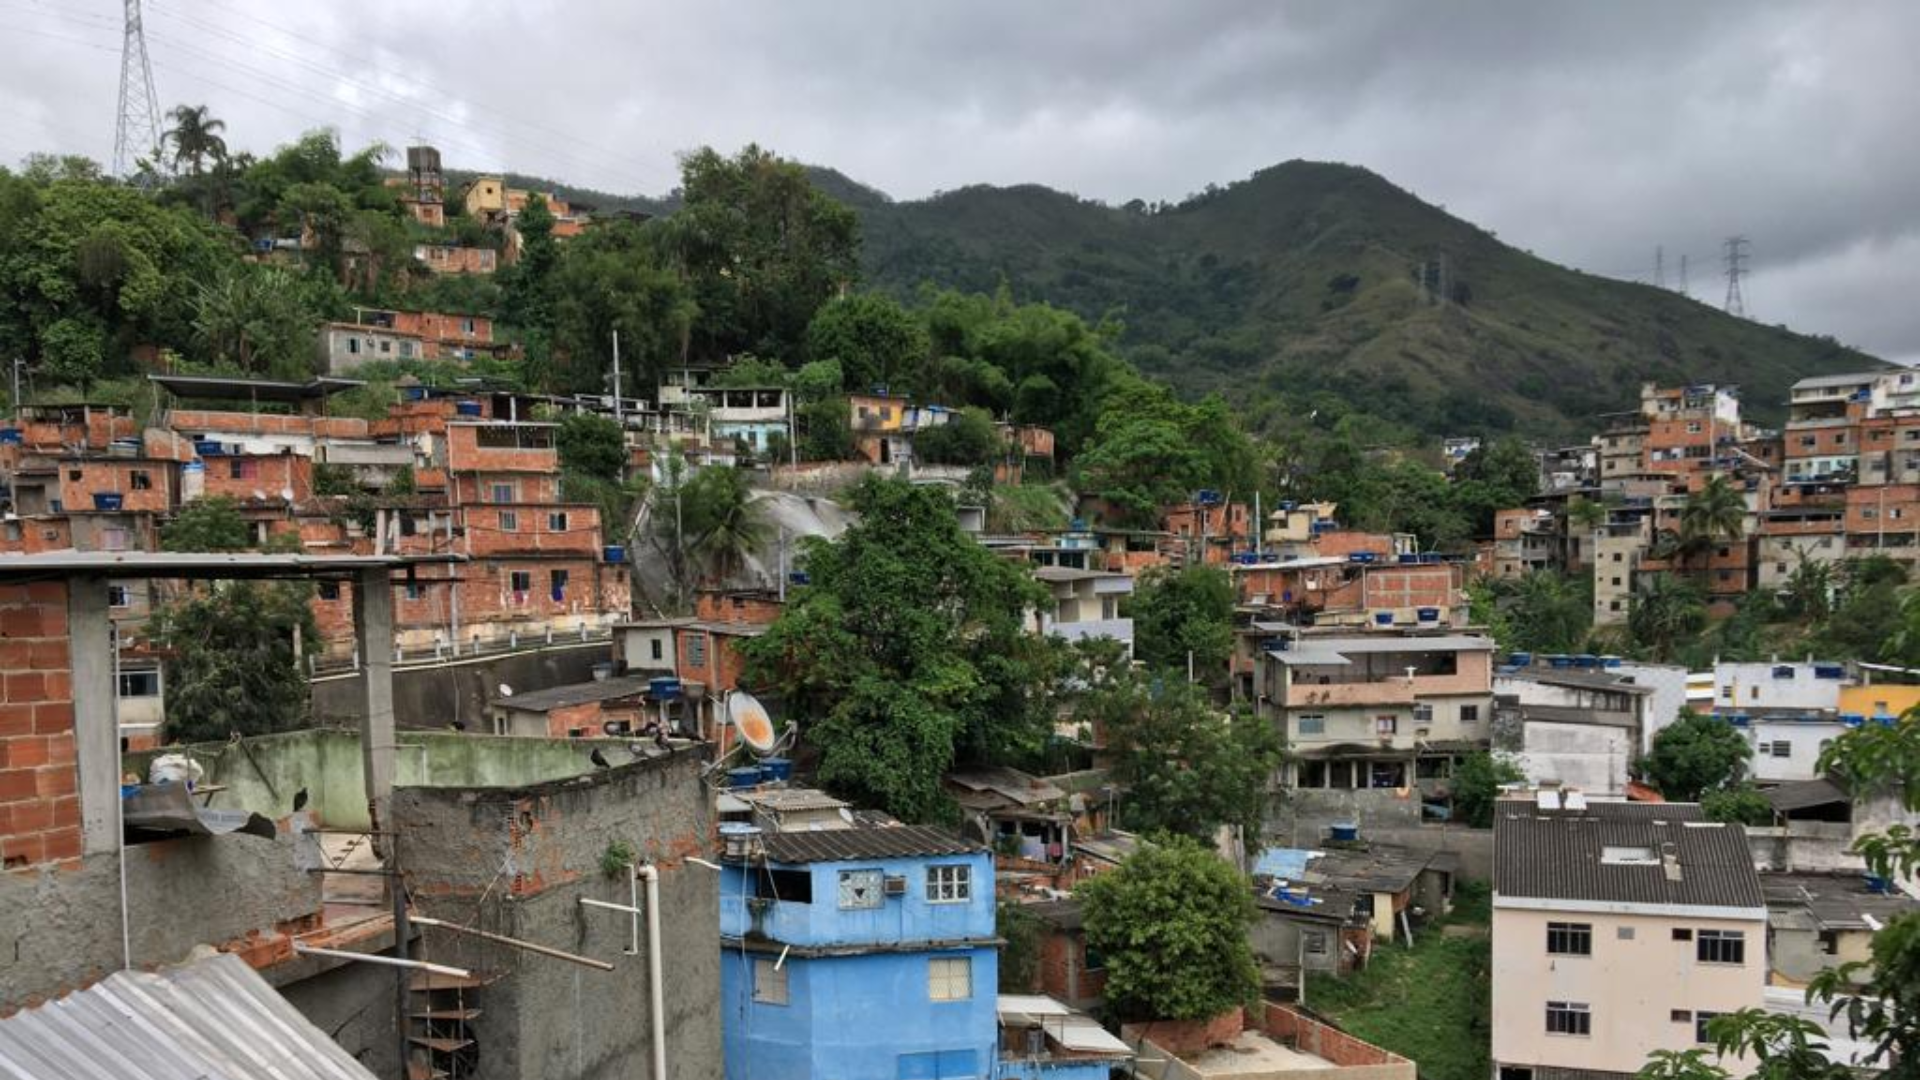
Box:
[498, 683, 514, 697]
[280, 487, 294, 503]
[727, 690, 777, 754]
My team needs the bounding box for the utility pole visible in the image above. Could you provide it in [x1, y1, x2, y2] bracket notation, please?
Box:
[10, 358, 23, 419]
[1723, 236, 1750, 318]
[113, 0, 162, 185]
[610, 329, 623, 428]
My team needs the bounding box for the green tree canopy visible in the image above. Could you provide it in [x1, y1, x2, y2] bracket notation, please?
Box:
[1077, 836, 1261, 1023]
[1075, 380, 1260, 528]
[1629, 573, 1708, 662]
[156, 581, 316, 744]
[669, 144, 859, 362]
[1451, 751, 1525, 828]
[556, 411, 626, 481]
[740, 477, 1058, 821]
[805, 292, 928, 392]
[1080, 670, 1281, 840]
[161, 496, 252, 552]
[1639, 710, 1751, 802]
[549, 221, 695, 396]
[913, 407, 1003, 466]
[1129, 565, 1236, 676]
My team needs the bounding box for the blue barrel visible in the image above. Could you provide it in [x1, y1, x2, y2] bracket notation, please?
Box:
[1416, 607, 1440, 622]
[603, 545, 626, 564]
[92, 492, 123, 511]
[1374, 611, 1394, 626]
[1329, 822, 1360, 843]
[1509, 652, 1534, 667]
[1574, 654, 1599, 669]
[649, 677, 682, 702]
[0, 428, 22, 445]
[728, 767, 762, 790]
[1601, 655, 1623, 669]
[455, 400, 483, 417]
[1548, 655, 1573, 669]
[194, 440, 226, 456]
[759, 757, 793, 783]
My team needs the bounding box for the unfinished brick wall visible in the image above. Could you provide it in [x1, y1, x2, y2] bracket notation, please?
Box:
[56, 460, 175, 515]
[693, 591, 782, 625]
[1261, 1002, 1411, 1069]
[201, 453, 312, 504]
[1122, 1008, 1244, 1057]
[0, 583, 81, 870]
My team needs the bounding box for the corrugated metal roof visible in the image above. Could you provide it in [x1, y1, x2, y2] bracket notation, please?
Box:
[1764, 777, 1850, 813]
[760, 824, 982, 864]
[1494, 802, 1764, 910]
[0, 953, 378, 1080]
[495, 675, 653, 713]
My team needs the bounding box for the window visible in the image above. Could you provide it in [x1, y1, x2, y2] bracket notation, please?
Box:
[838, 869, 883, 910]
[1412, 704, 1434, 723]
[1772, 665, 1797, 679]
[649, 638, 663, 661]
[685, 632, 707, 669]
[1084, 944, 1106, 970]
[550, 569, 569, 601]
[1695, 1011, 1724, 1044]
[106, 584, 131, 608]
[1375, 715, 1398, 736]
[317, 581, 340, 601]
[1302, 931, 1327, 955]
[1671, 1009, 1692, 1023]
[548, 511, 569, 532]
[752, 958, 788, 1005]
[490, 482, 515, 503]
[229, 459, 257, 480]
[1697, 930, 1745, 965]
[1545, 1001, 1591, 1036]
[379, 340, 391, 354]
[118, 671, 159, 698]
[509, 570, 532, 594]
[926, 865, 971, 904]
[928, 957, 971, 1001]
[499, 510, 518, 531]
[1770, 741, 1791, 758]
[346, 337, 361, 355]
[1460, 704, 1480, 722]
[1672, 928, 1694, 942]
[1297, 715, 1326, 736]
[1546, 922, 1592, 956]
[130, 470, 151, 490]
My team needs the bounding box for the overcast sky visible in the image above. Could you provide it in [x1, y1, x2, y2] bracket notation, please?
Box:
[3, 0, 1915, 362]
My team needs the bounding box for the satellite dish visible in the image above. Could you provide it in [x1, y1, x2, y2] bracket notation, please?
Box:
[727, 690, 776, 754]
[498, 683, 514, 697]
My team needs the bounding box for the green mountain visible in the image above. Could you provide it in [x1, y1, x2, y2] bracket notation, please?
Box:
[840, 160, 1876, 438]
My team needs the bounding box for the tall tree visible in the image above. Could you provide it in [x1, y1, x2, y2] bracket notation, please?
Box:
[740, 477, 1057, 822]
[1078, 836, 1261, 1023]
[1628, 572, 1708, 662]
[804, 292, 928, 391]
[549, 221, 695, 395]
[669, 144, 859, 362]
[164, 104, 227, 178]
[1128, 565, 1236, 676]
[1638, 710, 1751, 802]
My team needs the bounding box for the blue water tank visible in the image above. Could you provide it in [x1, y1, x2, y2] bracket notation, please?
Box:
[1398, 553, 1418, 564]
[194, 440, 226, 457]
[0, 428, 22, 445]
[1329, 822, 1360, 843]
[1416, 607, 1440, 622]
[759, 757, 793, 783]
[455, 400, 483, 417]
[727, 767, 763, 789]
[648, 677, 682, 702]
[1509, 652, 1534, 667]
[1601, 655, 1623, 669]
[788, 571, 811, 586]
[1068, 518, 1088, 532]
[603, 545, 627, 564]
[1374, 611, 1394, 626]
[1548, 655, 1573, 669]
[92, 492, 123, 511]
[1574, 654, 1599, 669]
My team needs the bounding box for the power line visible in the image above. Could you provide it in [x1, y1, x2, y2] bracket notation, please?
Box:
[1723, 236, 1750, 318]
[113, 0, 162, 184]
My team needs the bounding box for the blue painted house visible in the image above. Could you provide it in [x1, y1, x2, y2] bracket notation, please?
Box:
[720, 824, 1000, 1080]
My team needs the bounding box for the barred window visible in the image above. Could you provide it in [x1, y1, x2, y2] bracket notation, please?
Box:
[1697, 930, 1745, 965]
[1545, 1001, 1591, 1036]
[926, 865, 971, 904]
[1546, 922, 1592, 956]
[1695, 1011, 1724, 1044]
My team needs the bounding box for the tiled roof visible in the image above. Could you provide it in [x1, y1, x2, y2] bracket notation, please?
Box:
[760, 824, 982, 864]
[1494, 801, 1764, 910]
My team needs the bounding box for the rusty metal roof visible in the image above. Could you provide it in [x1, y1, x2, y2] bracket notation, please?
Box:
[760, 824, 982, 864]
[0, 952, 377, 1080]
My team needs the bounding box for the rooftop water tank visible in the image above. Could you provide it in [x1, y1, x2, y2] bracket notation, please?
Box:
[1329, 822, 1360, 843]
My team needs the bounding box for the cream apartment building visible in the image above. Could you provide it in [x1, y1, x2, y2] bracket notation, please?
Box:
[1492, 798, 1766, 1080]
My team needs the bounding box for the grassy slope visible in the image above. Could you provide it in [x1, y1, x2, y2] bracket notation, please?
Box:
[1305, 881, 1493, 1080]
[852, 161, 1880, 439]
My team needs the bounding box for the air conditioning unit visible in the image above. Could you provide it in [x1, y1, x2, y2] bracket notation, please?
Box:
[883, 876, 908, 897]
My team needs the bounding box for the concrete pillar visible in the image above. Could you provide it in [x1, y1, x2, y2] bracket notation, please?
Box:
[352, 567, 396, 836]
[69, 574, 118, 856]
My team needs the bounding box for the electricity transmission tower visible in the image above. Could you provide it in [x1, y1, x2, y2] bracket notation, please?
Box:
[1654, 246, 1665, 289]
[1679, 254, 1690, 297]
[113, 0, 163, 184]
[1722, 236, 1750, 318]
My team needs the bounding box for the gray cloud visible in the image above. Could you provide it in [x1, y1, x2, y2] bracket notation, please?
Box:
[3, 0, 1915, 361]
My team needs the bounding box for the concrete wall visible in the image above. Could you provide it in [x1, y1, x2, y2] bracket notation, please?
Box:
[311, 640, 610, 730]
[1614, 662, 1691, 753]
[1747, 719, 1847, 783]
[1518, 722, 1635, 797]
[393, 748, 719, 1080]
[276, 955, 401, 1078]
[1268, 798, 1496, 882]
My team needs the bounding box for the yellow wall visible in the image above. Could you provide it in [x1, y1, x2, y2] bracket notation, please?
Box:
[1840, 684, 1920, 719]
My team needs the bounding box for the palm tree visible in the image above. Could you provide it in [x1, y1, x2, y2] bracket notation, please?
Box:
[1628, 572, 1708, 662]
[164, 105, 227, 178]
[686, 467, 770, 585]
[1656, 475, 1748, 575]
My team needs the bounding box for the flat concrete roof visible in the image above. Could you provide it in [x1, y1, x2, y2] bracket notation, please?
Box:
[0, 552, 462, 580]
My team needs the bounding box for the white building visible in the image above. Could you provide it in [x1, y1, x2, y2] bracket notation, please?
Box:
[1492, 798, 1766, 1080]
[1031, 567, 1133, 655]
